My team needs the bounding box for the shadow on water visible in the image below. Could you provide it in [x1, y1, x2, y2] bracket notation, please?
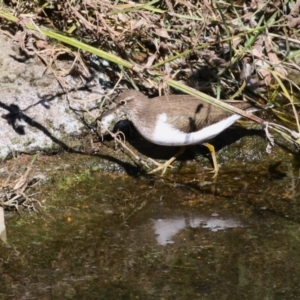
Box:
[1, 153, 300, 299]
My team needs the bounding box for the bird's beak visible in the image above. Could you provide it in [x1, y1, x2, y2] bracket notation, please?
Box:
[101, 102, 118, 118]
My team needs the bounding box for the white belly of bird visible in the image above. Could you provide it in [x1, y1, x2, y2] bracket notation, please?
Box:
[151, 113, 242, 146]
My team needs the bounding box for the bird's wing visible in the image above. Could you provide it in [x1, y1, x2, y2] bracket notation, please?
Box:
[152, 95, 252, 133]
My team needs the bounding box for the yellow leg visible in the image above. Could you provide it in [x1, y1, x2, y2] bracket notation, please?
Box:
[148, 146, 186, 175]
[203, 143, 220, 177]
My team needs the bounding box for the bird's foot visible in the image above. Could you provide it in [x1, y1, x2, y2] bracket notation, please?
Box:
[202, 143, 220, 178]
[148, 157, 176, 176]
[203, 165, 220, 178]
[147, 147, 186, 176]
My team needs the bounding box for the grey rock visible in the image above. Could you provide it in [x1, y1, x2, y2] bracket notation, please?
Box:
[0, 33, 108, 159]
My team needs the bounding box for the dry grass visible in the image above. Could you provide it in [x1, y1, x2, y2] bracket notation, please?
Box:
[0, 155, 42, 211]
[1, 0, 300, 148]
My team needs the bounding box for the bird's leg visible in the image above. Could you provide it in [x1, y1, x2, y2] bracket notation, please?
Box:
[148, 146, 186, 176]
[203, 143, 220, 178]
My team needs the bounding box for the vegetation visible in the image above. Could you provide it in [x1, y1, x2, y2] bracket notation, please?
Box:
[1, 1, 300, 138]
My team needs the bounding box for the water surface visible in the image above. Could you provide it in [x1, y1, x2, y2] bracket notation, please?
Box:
[1, 154, 300, 299]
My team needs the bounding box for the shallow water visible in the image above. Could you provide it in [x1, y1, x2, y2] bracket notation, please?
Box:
[1, 154, 300, 299]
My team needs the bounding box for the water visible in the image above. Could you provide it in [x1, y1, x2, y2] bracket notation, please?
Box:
[1, 154, 300, 299]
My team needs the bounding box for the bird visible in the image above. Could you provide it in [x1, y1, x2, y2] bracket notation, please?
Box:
[101, 90, 263, 176]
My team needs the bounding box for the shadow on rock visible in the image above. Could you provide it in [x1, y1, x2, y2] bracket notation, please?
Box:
[102, 120, 267, 163]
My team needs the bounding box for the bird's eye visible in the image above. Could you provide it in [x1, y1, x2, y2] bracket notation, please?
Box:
[120, 100, 126, 105]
